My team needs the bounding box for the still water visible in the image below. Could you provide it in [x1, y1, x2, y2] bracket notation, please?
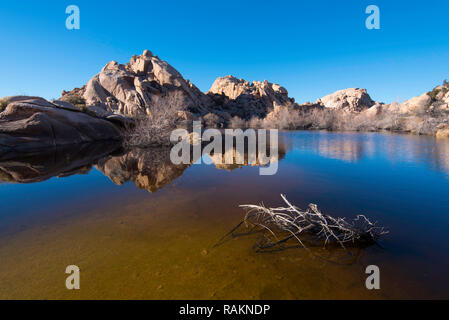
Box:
[0, 131, 448, 299]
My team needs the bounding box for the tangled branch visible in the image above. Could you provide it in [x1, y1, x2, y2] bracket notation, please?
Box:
[219, 194, 388, 252]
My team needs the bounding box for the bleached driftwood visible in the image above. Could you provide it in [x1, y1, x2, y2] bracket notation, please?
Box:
[221, 194, 388, 252]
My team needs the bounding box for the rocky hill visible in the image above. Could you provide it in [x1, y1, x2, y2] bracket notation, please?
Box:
[60, 50, 390, 126]
[61, 50, 212, 117]
[60, 50, 299, 127]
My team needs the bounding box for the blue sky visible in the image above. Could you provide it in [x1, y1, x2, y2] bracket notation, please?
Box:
[0, 0, 448, 103]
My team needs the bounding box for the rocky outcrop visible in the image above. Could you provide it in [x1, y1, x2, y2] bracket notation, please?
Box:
[62, 54, 297, 126]
[316, 88, 376, 112]
[60, 51, 383, 126]
[206, 76, 295, 120]
[389, 84, 449, 115]
[0, 96, 122, 152]
[62, 50, 213, 118]
[436, 125, 449, 139]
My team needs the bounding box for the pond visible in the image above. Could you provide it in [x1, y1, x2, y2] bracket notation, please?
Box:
[0, 131, 448, 299]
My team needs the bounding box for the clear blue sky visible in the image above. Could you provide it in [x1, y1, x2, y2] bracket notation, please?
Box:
[0, 0, 448, 103]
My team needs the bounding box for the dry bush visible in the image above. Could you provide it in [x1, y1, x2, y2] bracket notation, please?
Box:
[0, 97, 8, 112]
[0, 97, 9, 112]
[227, 102, 449, 137]
[124, 90, 187, 147]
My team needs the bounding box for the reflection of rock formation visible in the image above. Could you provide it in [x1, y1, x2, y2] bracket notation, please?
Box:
[315, 138, 364, 162]
[293, 132, 449, 175]
[383, 134, 449, 175]
[95, 148, 190, 193]
[95, 140, 287, 192]
[208, 140, 287, 171]
[430, 140, 449, 175]
[0, 134, 288, 191]
[293, 133, 365, 162]
[0, 142, 121, 184]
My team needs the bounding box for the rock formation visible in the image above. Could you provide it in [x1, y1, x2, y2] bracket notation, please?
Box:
[60, 50, 386, 130]
[0, 96, 122, 152]
[206, 76, 294, 120]
[317, 88, 376, 112]
[61, 50, 213, 118]
[61, 52, 298, 126]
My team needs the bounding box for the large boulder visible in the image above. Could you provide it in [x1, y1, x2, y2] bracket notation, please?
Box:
[62, 50, 213, 118]
[397, 93, 432, 114]
[436, 124, 449, 139]
[317, 88, 375, 112]
[0, 96, 122, 152]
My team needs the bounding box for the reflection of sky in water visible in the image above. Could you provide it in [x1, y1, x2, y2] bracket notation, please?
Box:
[285, 131, 449, 177]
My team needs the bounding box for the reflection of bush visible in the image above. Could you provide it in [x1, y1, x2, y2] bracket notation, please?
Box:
[0, 168, 14, 183]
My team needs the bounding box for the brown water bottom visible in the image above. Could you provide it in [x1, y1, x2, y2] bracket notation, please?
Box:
[0, 185, 428, 300]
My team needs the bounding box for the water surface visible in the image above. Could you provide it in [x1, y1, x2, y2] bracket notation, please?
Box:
[1, 131, 448, 299]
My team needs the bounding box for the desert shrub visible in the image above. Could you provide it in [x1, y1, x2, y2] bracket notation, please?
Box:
[77, 105, 100, 118]
[224, 95, 449, 137]
[229, 116, 247, 129]
[62, 95, 86, 109]
[0, 98, 8, 112]
[428, 88, 441, 101]
[124, 90, 187, 147]
[428, 81, 449, 101]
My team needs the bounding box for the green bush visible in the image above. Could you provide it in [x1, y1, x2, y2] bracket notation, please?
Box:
[77, 105, 98, 118]
[62, 95, 86, 109]
[428, 88, 441, 101]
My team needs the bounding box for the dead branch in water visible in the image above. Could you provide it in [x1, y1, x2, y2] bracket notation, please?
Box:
[219, 194, 388, 252]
